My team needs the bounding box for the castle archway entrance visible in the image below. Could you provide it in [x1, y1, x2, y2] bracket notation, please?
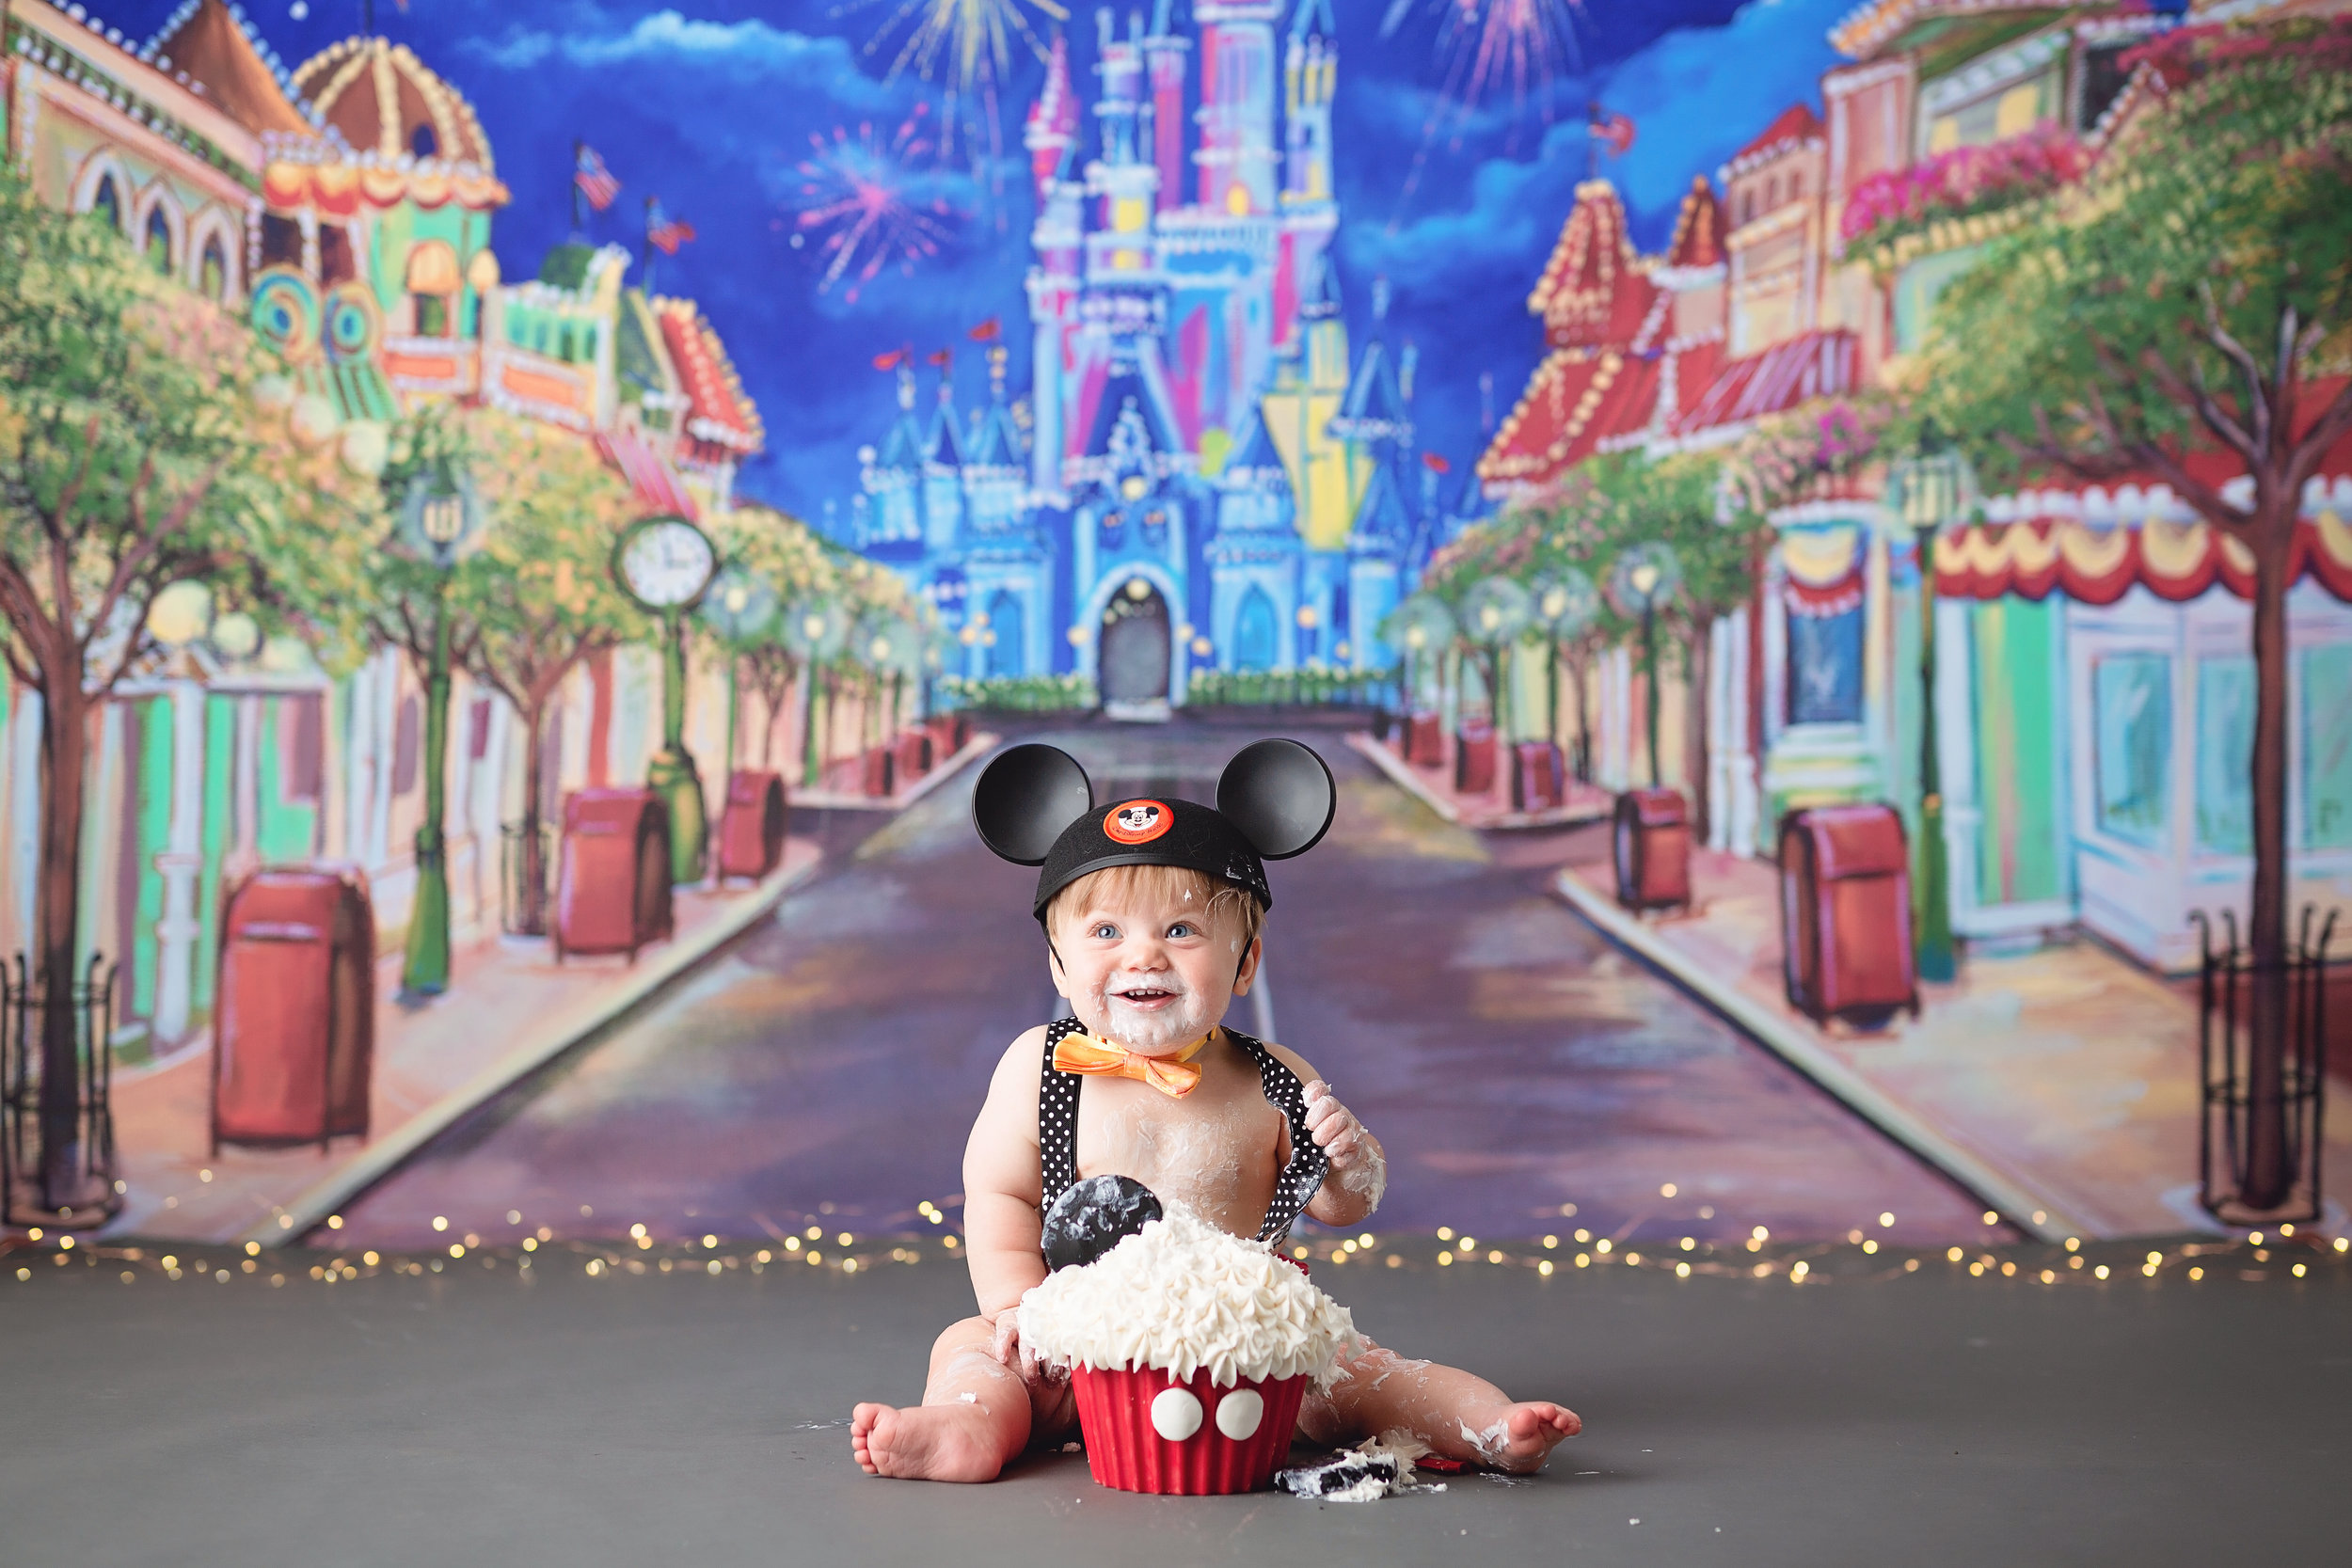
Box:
[1098, 578, 1171, 707]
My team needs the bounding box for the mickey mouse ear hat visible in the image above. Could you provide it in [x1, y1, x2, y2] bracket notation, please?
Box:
[973, 738, 1336, 918]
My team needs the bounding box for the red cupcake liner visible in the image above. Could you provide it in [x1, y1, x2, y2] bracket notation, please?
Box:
[1070, 1364, 1309, 1495]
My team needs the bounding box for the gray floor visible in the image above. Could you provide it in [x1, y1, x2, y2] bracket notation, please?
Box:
[5, 1242, 2342, 1566]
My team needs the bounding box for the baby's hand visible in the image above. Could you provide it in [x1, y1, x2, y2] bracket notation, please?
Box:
[1303, 1079, 1387, 1212]
[986, 1307, 1066, 1387]
[1302, 1080, 1367, 1164]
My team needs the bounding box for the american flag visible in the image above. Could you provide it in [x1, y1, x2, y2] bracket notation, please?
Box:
[574, 144, 620, 212]
[646, 199, 697, 256]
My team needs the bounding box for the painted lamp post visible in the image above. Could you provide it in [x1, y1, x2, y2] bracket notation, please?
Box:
[1531, 569, 1599, 760]
[784, 599, 850, 790]
[394, 467, 485, 996]
[614, 515, 720, 885]
[1459, 577, 1534, 742]
[1895, 450, 1968, 985]
[1608, 545, 1683, 789]
[699, 564, 781, 778]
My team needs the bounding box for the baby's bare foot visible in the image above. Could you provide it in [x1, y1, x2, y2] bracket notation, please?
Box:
[851, 1401, 1009, 1482]
[1483, 1402, 1582, 1474]
[1454, 1402, 1582, 1473]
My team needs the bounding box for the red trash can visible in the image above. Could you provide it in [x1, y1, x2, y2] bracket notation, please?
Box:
[1404, 711, 1443, 768]
[716, 770, 789, 884]
[926, 712, 970, 761]
[862, 746, 896, 799]
[1454, 720, 1497, 795]
[556, 789, 674, 963]
[212, 868, 374, 1154]
[1778, 803, 1919, 1029]
[1613, 788, 1692, 913]
[893, 729, 933, 784]
[1511, 741, 1565, 813]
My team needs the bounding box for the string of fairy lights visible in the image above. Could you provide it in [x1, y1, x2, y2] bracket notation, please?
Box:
[7, 1184, 2344, 1291]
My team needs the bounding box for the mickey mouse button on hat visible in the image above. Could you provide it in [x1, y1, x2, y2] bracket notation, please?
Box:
[972, 738, 1337, 917]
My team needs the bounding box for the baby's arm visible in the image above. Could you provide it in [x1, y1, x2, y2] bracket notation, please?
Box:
[1267, 1043, 1387, 1227]
[961, 1030, 1053, 1364]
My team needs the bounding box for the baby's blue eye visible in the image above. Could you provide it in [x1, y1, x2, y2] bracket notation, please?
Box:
[1168, 923, 1196, 939]
[1090, 923, 1119, 940]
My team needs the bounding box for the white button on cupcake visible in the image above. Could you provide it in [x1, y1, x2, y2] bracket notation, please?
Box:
[1150, 1386, 1204, 1442]
[1214, 1388, 1264, 1440]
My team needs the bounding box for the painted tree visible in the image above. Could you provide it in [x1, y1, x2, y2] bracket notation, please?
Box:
[1924, 18, 2352, 1209]
[0, 174, 368, 1212]
[706, 504, 836, 771]
[457, 411, 646, 936]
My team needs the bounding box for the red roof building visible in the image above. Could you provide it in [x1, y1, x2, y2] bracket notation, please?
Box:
[656, 299, 765, 471]
[1480, 176, 1738, 493]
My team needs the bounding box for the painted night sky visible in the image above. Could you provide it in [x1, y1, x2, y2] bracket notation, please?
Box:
[99, 0, 1846, 518]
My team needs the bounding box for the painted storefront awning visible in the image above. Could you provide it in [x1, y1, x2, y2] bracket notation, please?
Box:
[596, 430, 698, 521]
[1672, 328, 1857, 440]
[656, 300, 765, 464]
[1938, 476, 2352, 604]
[1781, 523, 1866, 614]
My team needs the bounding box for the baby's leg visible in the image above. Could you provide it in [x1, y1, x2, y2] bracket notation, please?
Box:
[851, 1316, 1045, 1482]
[1299, 1338, 1581, 1475]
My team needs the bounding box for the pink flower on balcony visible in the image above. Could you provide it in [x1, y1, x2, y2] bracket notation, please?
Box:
[1839, 127, 2090, 252]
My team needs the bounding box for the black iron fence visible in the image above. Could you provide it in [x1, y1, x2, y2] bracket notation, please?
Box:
[2, 953, 121, 1229]
[2193, 906, 2335, 1226]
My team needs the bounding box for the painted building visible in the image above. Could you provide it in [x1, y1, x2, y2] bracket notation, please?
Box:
[841, 0, 1459, 710]
[0, 2, 768, 1056]
[1476, 0, 2352, 974]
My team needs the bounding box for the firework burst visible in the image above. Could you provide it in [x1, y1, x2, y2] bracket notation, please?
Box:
[839, 0, 1067, 168]
[788, 104, 961, 303]
[1382, 0, 1585, 121]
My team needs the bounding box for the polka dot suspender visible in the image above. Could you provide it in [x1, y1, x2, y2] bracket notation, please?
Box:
[1038, 1017, 1089, 1202]
[1036, 1020, 1329, 1245]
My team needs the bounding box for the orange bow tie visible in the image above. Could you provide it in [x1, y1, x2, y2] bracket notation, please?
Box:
[1052, 1030, 1214, 1099]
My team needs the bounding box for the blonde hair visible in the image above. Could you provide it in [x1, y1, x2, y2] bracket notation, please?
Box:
[1044, 863, 1265, 952]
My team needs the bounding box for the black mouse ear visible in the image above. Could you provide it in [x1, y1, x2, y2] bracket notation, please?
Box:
[972, 743, 1093, 865]
[1217, 738, 1335, 861]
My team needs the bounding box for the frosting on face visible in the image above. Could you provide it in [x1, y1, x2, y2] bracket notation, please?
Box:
[1016, 1207, 1359, 1390]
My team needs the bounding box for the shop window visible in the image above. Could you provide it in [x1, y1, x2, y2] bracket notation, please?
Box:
[405, 241, 460, 340]
[91, 174, 123, 232]
[144, 208, 172, 274]
[1234, 586, 1277, 672]
[261, 213, 305, 269]
[199, 238, 228, 300]
[2194, 657, 2254, 855]
[2092, 653, 2170, 847]
[2302, 644, 2352, 850]
[1786, 604, 1864, 726]
[985, 591, 1025, 679]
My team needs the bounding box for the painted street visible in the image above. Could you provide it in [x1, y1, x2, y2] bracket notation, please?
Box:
[328, 720, 2001, 1252]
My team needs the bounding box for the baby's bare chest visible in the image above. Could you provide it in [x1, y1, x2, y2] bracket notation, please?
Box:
[1073, 1078, 1288, 1235]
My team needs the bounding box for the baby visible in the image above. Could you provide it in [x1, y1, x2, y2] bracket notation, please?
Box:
[851, 740, 1581, 1483]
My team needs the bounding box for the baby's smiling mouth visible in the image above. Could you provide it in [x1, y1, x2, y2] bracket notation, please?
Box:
[1110, 985, 1179, 1008]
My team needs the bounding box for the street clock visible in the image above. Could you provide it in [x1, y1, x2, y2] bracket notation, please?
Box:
[614, 515, 717, 611]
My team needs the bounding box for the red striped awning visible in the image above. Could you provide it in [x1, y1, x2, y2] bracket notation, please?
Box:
[1936, 477, 2352, 604]
[596, 430, 698, 520]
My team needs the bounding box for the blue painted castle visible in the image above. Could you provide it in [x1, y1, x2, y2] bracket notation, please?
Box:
[839, 1, 1466, 708]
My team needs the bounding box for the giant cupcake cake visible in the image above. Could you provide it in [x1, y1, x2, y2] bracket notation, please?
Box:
[1020, 1201, 1359, 1495]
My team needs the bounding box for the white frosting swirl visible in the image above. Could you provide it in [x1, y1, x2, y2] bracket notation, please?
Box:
[1018, 1208, 1359, 1390]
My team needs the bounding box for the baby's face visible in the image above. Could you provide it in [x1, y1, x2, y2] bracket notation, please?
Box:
[1050, 877, 1256, 1055]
